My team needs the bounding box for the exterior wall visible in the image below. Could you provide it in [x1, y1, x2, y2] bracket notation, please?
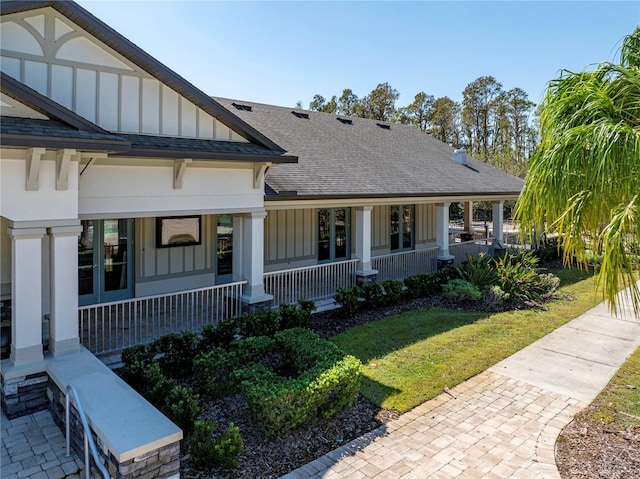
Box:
[264, 208, 316, 271]
[0, 216, 11, 300]
[79, 161, 261, 217]
[0, 8, 244, 142]
[371, 205, 390, 254]
[415, 203, 437, 248]
[135, 215, 217, 297]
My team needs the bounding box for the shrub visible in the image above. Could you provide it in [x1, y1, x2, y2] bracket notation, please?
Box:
[213, 422, 243, 470]
[121, 359, 165, 395]
[191, 420, 217, 469]
[482, 285, 510, 309]
[277, 301, 314, 330]
[201, 318, 239, 350]
[156, 331, 201, 378]
[360, 282, 385, 309]
[120, 343, 156, 368]
[455, 253, 497, 288]
[380, 280, 404, 306]
[162, 385, 200, 436]
[194, 347, 240, 399]
[236, 328, 362, 437]
[335, 286, 360, 318]
[239, 310, 279, 338]
[443, 279, 482, 301]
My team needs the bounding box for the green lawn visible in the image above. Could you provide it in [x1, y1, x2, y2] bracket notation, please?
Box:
[331, 268, 600, 413]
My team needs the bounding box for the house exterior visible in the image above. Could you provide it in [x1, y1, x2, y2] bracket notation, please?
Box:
[0, 1, 524, 477]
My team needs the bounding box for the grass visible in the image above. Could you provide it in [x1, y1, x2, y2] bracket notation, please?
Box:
[589, 346, 640, 426]
[331, 267, 600, 413]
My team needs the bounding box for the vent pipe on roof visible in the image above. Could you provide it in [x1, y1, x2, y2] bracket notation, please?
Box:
[453, 148, 467, 165]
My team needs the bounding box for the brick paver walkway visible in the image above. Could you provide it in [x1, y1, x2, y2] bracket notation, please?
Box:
[1, 410, 83, 479]
[282, 371, 581, 479]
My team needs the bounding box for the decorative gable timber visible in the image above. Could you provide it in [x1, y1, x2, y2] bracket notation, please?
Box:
[0, 1, 282, 152]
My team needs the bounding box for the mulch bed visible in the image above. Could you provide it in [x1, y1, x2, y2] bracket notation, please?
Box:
[556, 408, 640, 479]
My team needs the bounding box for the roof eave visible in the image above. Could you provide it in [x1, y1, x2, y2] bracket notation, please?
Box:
[265, 191, 522, 201]
[118, 148, 298, 163]
[0, 133, 131, 152]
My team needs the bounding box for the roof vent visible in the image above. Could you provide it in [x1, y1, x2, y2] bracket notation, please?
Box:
[376, 122, 391, 130]
[453, 148, 467, 165]
[291, 111, 309, 119]
[337, 117, 353, 125]
[232, 102, 252, 112]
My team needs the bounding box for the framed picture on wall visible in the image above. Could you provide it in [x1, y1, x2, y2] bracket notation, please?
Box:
[156, 216, 201, 248]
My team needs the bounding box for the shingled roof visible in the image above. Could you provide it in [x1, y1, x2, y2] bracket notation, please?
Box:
[214, 98, 525, 200]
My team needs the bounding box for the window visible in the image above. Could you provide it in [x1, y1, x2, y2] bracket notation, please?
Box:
[216, 214, 233, 281]
[390, 205, 414, 251]
[318, 208, 350, 262]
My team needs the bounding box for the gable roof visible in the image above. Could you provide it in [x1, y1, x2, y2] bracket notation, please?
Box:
[213, 98, 525, 200]
[1, 72, 297, 163]
[0, 0, 286, 153]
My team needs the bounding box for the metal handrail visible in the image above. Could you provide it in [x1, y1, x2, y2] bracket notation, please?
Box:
[65, 384, 111, 479]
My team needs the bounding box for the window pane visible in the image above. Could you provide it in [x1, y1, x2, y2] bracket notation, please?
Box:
[390, 205, 400, 251]
[217, 215, 233, 276]
[318, 209, 331, 261]
[78, 220, 94, 296]
[402, 205, 413, 249]
[103, 219, 128, 292]
[334, 208, 347, 259]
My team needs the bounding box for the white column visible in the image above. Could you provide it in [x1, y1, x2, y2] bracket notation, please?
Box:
[493, 200, 504, 246]
[48, 223, 83, 356]
[9, 226, 46, 366]
[240, 211, 271, 304]
[435, 202, 453, 259]
[354, 206, 375, 274]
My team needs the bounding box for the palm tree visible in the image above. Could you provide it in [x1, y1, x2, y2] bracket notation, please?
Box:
[515, 27, 640, 315]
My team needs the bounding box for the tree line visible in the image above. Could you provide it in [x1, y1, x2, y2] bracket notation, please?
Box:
[303, 76, 538, 178]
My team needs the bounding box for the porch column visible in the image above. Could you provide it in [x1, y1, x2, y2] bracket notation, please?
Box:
[240, 211, 272, 311]
[435, 203, 454, 267]
[354, 206, 377, 284]
[48, 223, 83, 356]
[492, 200, 504, 247]
[8, 225, 46, 366]
[463, 201, 473, 233]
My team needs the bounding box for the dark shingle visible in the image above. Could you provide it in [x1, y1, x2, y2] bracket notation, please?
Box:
[213, 97, 525, 199]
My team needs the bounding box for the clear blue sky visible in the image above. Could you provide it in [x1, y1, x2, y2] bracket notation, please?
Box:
[77, 1, 640, 109]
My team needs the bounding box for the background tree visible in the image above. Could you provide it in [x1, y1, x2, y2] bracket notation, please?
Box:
[431, 96, 460, 145]
[337, 89, 359, 116]
[462, 76, 503, 159]
[359, 82, 399, 121]
[515, 27, 640, 314]
[394, 91, 435, 131]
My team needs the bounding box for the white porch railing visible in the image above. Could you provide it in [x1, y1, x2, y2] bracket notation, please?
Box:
[449, 241, 492, 264]
[79, 281, 246, 355]
[371, 247, 440, 282]
[264, 259, 359, 308]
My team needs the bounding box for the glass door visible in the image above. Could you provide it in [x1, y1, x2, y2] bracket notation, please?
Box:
[79, 219, 133, 306]
[216, 215, 233, 283]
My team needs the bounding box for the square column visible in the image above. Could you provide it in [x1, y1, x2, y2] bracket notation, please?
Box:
[463, 201, 473, 233]
[435, 203, 454, 265]
[240, 211, 272, 311]
[48, 223, 83, 356]
[354, 206, 377, 283]
[8, 226, 46, 366]
[492, 200, 505, 247]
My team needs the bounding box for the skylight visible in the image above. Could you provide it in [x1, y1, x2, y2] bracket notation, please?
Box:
[337, 117, 353, 125]
[291, 111, 309, 119]
[232, 102, 252, 112]
[376, 123, 391, 130]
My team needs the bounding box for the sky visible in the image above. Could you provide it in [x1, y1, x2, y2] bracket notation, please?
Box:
[76, 1, 640, 110]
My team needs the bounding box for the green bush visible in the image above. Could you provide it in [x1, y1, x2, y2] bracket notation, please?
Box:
[213, 422, 243, 469]
[236, 328, 362, 437]
[455, 253, 497, 288]
[191, 420, 217, 469]
[239, 310, 279, 338]
[201, 318, 239, 350]
[156, 331, 201, 378]
[380, 280, 404, 306]
[162, 385, 200, 436]
[277, 301, 314, 330]
[121, 359, 165, 395]
[443, 279, 482, 301]
[360, 282, 385, 309]
[335, 286, 360, 318]
[120, 343, 156, 368]
[194, 347, 240, 399]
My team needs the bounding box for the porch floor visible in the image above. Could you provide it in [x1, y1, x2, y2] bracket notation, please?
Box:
[1, 409, 83, 479]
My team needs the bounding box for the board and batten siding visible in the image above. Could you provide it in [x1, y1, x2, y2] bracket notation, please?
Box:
[415, 203, 436, 247]
[134, 216, 217, 296]
[264, 209, 316, 271]
[0, 9, 246, 141]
